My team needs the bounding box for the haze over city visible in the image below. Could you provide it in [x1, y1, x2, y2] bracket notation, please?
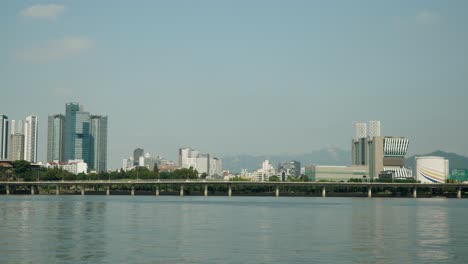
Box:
[2, 1, 467, 169]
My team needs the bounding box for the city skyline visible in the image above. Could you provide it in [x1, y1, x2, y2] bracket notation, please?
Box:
[2, 1, 468, 169]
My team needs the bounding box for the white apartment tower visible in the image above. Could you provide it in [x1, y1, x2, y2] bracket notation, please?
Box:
[24, 115, 38, 163]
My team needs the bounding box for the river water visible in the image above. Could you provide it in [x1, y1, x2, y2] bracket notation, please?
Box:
[0, 196, 467, 264]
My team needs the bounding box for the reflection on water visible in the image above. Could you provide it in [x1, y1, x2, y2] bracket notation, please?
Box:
[416, 200, 449, 262]
[0, 196, 467, 264]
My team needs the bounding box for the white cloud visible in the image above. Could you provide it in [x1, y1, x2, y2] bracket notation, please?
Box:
[415, 10, 440, 25]
[17, 37, 94, 62]
[20, 4, 65, 20]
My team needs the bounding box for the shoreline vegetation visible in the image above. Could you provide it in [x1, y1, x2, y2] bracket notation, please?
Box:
[0, 160, 465, 197]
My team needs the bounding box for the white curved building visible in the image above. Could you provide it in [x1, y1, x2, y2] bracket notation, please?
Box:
[416, 156, 449, 183]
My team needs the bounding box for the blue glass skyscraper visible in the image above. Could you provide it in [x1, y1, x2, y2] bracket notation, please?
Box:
[48, 103, 107, 172]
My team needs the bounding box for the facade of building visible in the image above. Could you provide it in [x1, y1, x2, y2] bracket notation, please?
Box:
[50, 103, 108, 172]
[178, 147, 222, 176]
[351, 121, 411, 180]
[133, 148, 144, 166]
[289, 160, 301, 177]
[354, 122, 367, 140]
[122, 157, 134, 171]
[305, 165, 368, 182]
[64, 103, 91, 164]
[416, 156, 449, 183]
[46, 159, 88, 175]
[0, 114, 8, 160]
[24, 115, 38, 163]
[7, 133, 25, 161]
[47, 114, 65, 162]
[89, 115, 108, 172]
[10, 120, 24, 135]
[368, 120, 381, 138]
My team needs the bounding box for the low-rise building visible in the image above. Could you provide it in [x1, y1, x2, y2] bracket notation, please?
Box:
[46, 159, 88, 174]
[305, 165, 368, 182]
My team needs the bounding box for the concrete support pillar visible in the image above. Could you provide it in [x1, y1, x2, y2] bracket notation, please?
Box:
[413, 187, 417, 198]
[228, 184, 232, 197]
[6, 185, 10, 195]
[106, 186, 110, 196]
[368, 187, 372, 198]
[322, 186, 326, 198]
[155, 185, 159, 196]
[131, 186, 135, 196]
[457, 187, 462, 199]
[31, 185, 35, 195]
[81, 185, 85, 195]
[275, 185, 279, 197]
[204, 184, 208, 197]
[180, 185, 184, 197]
[56, 185, 60, 195]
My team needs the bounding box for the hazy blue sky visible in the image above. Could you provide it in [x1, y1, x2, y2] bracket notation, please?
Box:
[2, 1, 467, 169]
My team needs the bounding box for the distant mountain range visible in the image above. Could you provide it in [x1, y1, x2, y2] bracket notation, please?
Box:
[221, 148, 351, 173]
[222, 149, 468, 173]
[405, 150, 468, 170]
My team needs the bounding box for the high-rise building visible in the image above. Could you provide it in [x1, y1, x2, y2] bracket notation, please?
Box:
[47, 114, 65, 162]
[89, 115, 108, 172]
[8, 133, 25, 161]
[64, 103, 90, 163]
[133, 148, 144, 166]
[49, 103, 108, 172]
[24, 115, 38, 163]
[0, 114, 8, 160]
[10, 120, 24, 135]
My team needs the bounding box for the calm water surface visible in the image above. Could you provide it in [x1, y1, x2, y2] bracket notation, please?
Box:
[1, 196, 467, 264]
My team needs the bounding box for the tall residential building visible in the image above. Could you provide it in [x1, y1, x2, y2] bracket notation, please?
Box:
[8, 133, 25, 161]
[47, 114, 65, 162]
[10, 120, 24, 135]
[49, 103, 108, 172]
[89, 115, 108, 172]
[24, 115, 38, 163]
[0, 114, 8, 160]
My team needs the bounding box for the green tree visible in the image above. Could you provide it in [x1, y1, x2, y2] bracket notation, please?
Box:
[269, 175, 280, 182]
[153, 163, 160, 179]
[12, 160, 32, 180]
[172, 167, 199, 179]
[200, 172, 208, 179]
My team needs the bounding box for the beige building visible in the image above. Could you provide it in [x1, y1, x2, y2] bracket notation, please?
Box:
[305, 165, 368, 182]
[8, 133, 24, 161]
[352, 135, 410, 179]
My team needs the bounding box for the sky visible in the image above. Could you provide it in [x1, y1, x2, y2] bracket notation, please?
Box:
[1, 0, 467, 169]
